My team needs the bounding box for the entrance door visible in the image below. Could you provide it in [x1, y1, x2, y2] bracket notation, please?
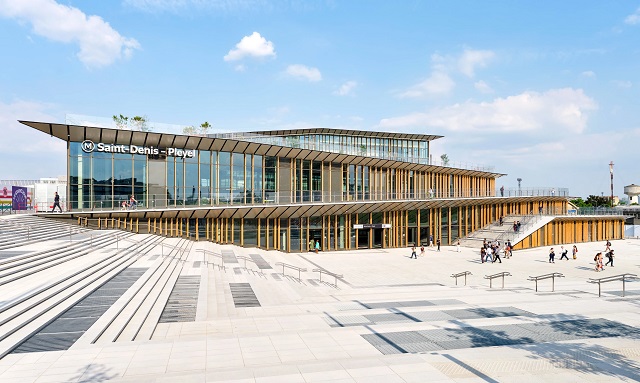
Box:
[357, 229, 369, 249]
[408, 228, 417, 246]
[373, 229, 383, 248]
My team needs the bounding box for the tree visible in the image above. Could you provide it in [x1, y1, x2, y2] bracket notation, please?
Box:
[112, 114, 129, 130]
[569, 198, 589, 208]
[584, 195, 610, 207]
[131, 115, 151, 132]
[199, 121, 212, 135]
[182, 125, 196, 135]
[440, 153, 450, 166]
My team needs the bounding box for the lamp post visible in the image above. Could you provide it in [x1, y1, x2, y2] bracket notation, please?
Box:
[609, 161, 614, 207]
[517, 178, 522, 196]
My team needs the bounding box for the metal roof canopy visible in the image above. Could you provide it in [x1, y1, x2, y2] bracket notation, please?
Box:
[19, 121, 504, 178]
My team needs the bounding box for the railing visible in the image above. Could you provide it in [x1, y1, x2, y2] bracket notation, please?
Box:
[237, 255, 268, 270]
[196, 249, 225, 269]
[275, 262, 307, 280]
[497, 187, 570, 197]
[450, 271, 472, 286]
[587, 273, 638, 297]
[312, 268, 343, 287]
[159, 242, 188, 257]
[484, 272, 512, 289]
[528, 272, 564, 292]
[49, 187, 573, 213]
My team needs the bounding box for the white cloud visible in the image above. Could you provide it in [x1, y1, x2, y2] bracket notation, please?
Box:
[458, 49, 495, 77]
[285, 64, 322, 82]
[624, 7, 640, 25]
[612, 80, 632, 88]
[0, 0, 140, 68]
[334, 81, 357, 96]
[474, 80, 493, 93]
[581, 70, 596, 78]
[224, 32, 275, 61]
[0, 100, 66, 178]
[399, 71, 455, 98]
[380, 88, 597, 135]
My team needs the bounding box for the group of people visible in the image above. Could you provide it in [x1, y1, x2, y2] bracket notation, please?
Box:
[479, 238, 512, 263]
[512, 221, 522, 233]
[409, 235, 448, 258]
[594, 240, 615, 271]
[548, 245, 578, 263]
[308, 239, 321, 253]
[120, 195, 138, 210]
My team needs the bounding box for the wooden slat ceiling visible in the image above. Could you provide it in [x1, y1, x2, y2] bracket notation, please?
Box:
[19, 121, 504, 178]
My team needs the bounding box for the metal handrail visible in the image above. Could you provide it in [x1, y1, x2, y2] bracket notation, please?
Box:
[587, 273, 638, 297]
[311, 268, 343, 287]
[236, 255, 267, 269]
[484, 272, 512, 289]
[196, 249, 225, 269]
[451, 271, 472, 286]
[528, 272, 564, 292]
[275, 262, 307, 280]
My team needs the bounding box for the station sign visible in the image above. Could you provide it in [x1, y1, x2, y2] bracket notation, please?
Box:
[80, 140, 196, 159]
[353, 224, 392, 229]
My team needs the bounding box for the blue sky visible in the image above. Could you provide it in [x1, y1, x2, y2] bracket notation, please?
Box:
[1, 0, 639, 198]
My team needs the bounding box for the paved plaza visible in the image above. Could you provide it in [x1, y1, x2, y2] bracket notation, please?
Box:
[1, 216, 640, 382]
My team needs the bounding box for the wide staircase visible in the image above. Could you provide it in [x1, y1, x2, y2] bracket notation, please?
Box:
[0, 214, 345, 357]
[459, 214, 554, 248]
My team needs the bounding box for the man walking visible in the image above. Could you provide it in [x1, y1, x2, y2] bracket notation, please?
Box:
[493, 246, 502, 263]
[51, 192, 62, 213]
[605, 250, 615, 267]
[410, 246, 417, 259]
[559, 246, 569, 260]
[429, 235, 434, 247]
[436, 238, 441, 251]
[548, 247, 555, 263]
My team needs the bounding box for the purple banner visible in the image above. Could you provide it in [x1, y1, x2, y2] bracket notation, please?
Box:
[12, 186, 28, 211]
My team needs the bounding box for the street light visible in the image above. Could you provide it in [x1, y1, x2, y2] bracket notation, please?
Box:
[517, 178, 522, 196]
[609, 161, 614, 207]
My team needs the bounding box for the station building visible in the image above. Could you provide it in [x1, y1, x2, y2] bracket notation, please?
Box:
[21, 120, 624, 252]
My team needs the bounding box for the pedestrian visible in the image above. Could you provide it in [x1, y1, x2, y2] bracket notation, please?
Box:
[485, 246, 493, 263]
[129, 195, 137, 210]
[559, 246, 569, 260]
[309, 239, 315, 252]
[456, 240, 460, 252]
[504, 244, 511, 258]
[605, 240, 611, 252]
[51, 191, 62, 213]
[493, 246, 502, 263]
[539, 204, 543, 214]
[429, 235, 434, 247]
[513, 222, 517, 233]
[605, 250, 615, 267]
[436, 238, 441, 251]
[483, 238, 487, 248]
[500, 185, 504, 197]
[315, 240, 320, 253]
[420, 245, 425, 257]
[548, 247, 555, 263]
[572, 245, 578, 260]
[480, 247, 486, 263]
[410, 246, 417, 259]
[499, 216, 503, 226]
[594, 252, 604, 271]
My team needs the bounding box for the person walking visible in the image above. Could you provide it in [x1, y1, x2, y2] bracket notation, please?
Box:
[548, 247, 555, 263]
[420, 245, 425, 257]
[572, 245, 578, 260]
[493, 246, 502, 263]
[485, 246, 493, 263]
[51, 192, 62, 213]
[309, 239, 315, 252]
[436, 238, 441, 252]
[605, 240, 611, 252]
[559, 246, 569, 260]
[500, 185, 504, 197]
[429, 235, 434, 248]
[480, 247, 486, 263]
[605, 250, 615, 267]
[595, 252, 604, 271]
[129, 195, 137, 210]
[410, 246, 417, 259]
[314, 240, 320, 253]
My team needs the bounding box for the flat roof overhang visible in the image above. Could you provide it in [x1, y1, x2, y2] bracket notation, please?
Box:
[38, 195, 572, 221]
[19, 120, 505, 178]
